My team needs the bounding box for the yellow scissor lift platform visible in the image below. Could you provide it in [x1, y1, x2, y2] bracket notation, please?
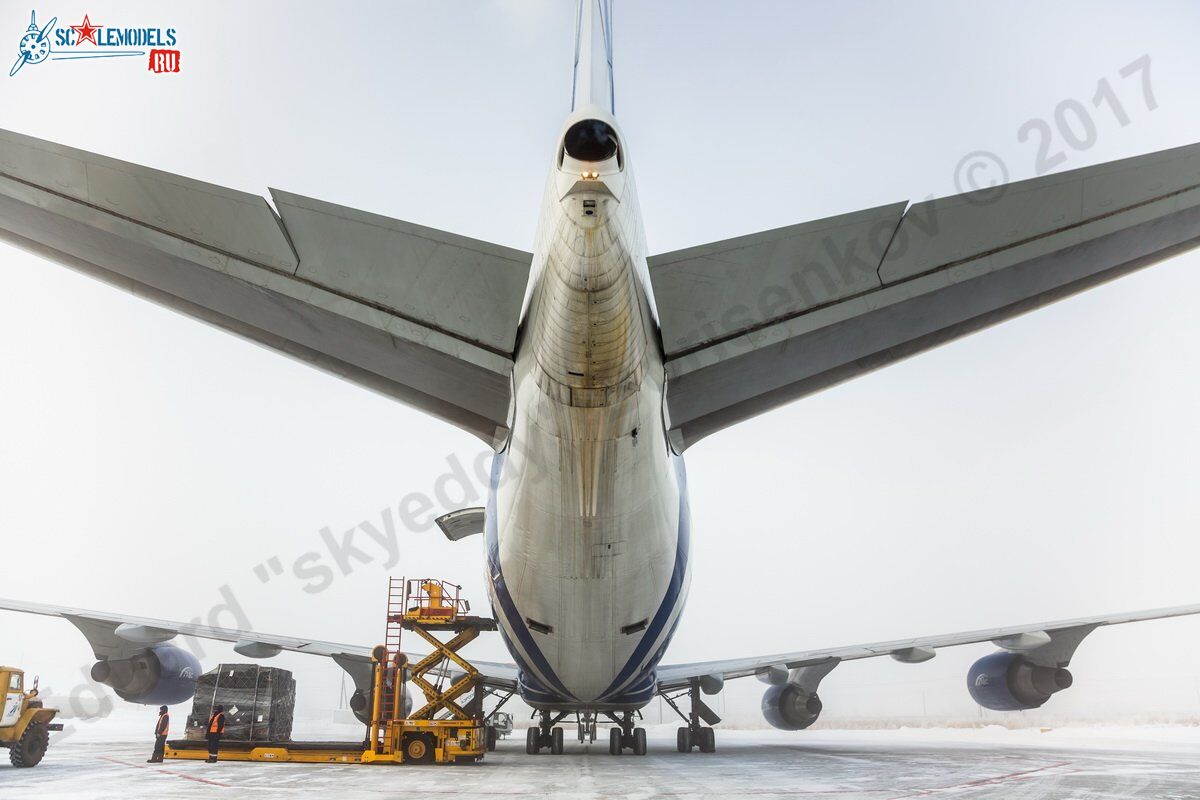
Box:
[165, 578, 495, 765]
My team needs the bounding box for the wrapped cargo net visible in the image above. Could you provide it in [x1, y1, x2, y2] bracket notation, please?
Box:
[185, 664, 296, 742]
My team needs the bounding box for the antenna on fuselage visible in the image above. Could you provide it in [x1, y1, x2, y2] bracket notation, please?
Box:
[571, 0, 615, 114]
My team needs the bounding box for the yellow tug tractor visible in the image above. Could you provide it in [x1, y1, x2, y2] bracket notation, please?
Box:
[1, 666, 64, 767]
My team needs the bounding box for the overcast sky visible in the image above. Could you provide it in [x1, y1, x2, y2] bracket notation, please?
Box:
[1, 0, 1198, 727]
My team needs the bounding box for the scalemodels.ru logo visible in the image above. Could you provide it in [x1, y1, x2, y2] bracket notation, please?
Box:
[9, 10, 181, 77]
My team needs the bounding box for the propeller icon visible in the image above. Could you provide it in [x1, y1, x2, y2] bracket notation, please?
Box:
[10, 11, 57, 78]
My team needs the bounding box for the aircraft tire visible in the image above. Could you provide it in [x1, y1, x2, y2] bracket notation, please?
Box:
[632, 727, 647, 756]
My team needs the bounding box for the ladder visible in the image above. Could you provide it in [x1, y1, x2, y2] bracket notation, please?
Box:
[373, 577, 408, 734]
[385, 577, 405, 661]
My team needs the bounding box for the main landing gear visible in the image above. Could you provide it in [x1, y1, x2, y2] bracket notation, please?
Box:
[524, 710, 648, 755]
[676, 724, 715, 753]
[525, 710, 566, 755]
[606, 712, 647, 756]
[660, 678, 719, 753]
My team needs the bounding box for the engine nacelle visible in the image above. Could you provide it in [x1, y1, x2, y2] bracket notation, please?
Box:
[967, 651, 1073, 711]
[90, 644, 200, 705]
[761, 683, 824, 731]
[349, 688, 370, 724]
[347, 684, 412, 725]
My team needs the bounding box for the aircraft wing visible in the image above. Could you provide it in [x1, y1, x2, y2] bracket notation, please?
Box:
[0, 128, 531, 446]
[0, 597, 519, 691]
[654, 602, 1200, 692]
[651, 141, 1200, 451]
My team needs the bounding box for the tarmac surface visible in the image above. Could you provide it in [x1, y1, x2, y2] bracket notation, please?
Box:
[5, 725, 1200, 799]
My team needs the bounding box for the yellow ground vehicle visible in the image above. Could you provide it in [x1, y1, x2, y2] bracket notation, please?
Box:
[0, 666, 63, 767]
[164, 578, 494, 766]
[362, 578, 494, 764]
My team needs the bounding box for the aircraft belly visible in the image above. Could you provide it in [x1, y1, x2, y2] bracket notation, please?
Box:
[494, 383, 683, 701]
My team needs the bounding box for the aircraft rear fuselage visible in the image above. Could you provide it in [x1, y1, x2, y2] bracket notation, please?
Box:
[485, 107, 690, 710]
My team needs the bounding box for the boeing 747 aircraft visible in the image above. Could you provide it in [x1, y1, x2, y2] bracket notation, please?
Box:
[3, 2, 1200, 755]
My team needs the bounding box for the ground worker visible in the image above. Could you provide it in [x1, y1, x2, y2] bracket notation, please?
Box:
[147, 705, 169, 763]
[205, 705, 225, 763]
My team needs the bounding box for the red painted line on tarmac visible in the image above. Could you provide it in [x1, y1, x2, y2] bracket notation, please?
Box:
[99, 756, 231, 787]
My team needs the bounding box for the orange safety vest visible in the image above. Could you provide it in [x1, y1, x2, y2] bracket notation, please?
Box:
[208, 712, 224, 734]
[156, 713, 169, 737]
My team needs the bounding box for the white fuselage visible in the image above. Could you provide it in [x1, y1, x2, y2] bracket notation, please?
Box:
[486, 108, 690, 710]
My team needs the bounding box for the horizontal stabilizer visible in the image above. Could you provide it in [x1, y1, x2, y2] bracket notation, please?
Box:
[0, 129, 531, 445]
[652, 141, 1200, 450]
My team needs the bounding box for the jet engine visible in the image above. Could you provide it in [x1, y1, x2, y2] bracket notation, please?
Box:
[349, 688, 370, 724]
[761, 683, 824, 731]
[90, 644, 200, 705]
[967, 651, 1073, 711]
[347, 683, 412, 724]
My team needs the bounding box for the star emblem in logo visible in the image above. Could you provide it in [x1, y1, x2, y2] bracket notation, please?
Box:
[70, 14, 101, 46]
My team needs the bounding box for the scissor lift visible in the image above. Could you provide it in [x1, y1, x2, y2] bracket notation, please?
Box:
[362, 578, 497, 764]
[401, 579, 495, 720]
[165, 577, 495, 766]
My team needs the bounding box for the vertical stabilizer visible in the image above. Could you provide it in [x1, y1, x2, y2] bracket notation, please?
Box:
[571, 0, 615, 113]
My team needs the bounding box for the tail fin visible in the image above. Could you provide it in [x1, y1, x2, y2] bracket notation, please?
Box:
[571, 0, 615, 114]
